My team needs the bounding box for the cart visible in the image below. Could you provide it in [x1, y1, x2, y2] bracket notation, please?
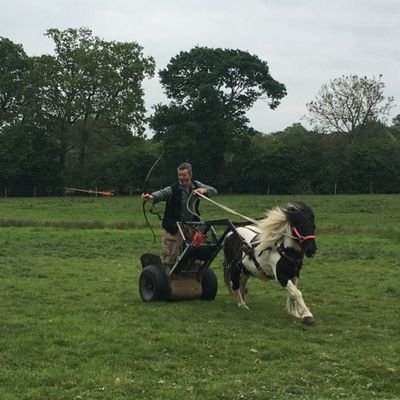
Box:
[139, 219, 242, 302]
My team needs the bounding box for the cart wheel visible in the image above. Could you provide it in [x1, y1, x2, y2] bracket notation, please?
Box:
[139, 265, 170, 302]
[201, 268, 218, 300]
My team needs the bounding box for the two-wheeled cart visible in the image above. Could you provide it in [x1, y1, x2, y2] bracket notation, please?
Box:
[139, 219, 245, 301]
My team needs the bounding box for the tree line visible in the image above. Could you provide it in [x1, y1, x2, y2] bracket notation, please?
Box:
[1, 28, 398, 196]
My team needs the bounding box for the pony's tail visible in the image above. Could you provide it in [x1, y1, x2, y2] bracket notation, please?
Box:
[223, 259, 234, 294]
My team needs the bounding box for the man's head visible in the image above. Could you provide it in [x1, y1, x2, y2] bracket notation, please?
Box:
[177, 162, 192, 188]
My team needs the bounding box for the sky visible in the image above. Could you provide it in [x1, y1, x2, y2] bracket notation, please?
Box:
[1, 0, 399, 134]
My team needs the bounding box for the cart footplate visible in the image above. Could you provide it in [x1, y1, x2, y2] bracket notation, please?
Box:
[170, 244, 219, 274]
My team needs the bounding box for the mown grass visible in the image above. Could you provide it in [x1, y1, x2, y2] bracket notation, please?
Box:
[0, 195, 399, 399]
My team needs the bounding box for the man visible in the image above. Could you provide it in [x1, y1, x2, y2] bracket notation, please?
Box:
[141, 162, 217, 267]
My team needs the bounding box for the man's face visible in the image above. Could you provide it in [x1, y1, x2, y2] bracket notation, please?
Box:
[177, 168, 192, 188]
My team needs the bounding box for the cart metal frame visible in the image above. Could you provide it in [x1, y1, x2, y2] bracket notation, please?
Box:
[139, 219, 248, 301]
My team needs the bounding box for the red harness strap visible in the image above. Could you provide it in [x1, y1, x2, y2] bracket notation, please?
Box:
[291, 227, 316, 243]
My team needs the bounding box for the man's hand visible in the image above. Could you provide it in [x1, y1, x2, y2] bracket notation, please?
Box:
[141, 193, 154, 201]
[193, 188, 207, 196]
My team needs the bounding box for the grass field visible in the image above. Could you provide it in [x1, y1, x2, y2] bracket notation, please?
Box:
[0, 195, 399, 399]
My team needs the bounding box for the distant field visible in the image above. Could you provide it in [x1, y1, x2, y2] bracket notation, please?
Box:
[1, 193, 400, 230]
[0, 195, 399, 399]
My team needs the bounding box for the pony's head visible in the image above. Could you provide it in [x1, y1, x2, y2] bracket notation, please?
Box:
[283, 202, 317, 258]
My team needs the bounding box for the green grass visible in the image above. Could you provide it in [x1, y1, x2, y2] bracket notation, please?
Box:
[0, 195, 399, 399]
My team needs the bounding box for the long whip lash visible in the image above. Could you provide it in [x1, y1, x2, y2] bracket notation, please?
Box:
[142, 152, 164, 244]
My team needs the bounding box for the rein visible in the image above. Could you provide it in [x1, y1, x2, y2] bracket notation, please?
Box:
[191, 194, 316, 245]
[192, 192, 258, 224]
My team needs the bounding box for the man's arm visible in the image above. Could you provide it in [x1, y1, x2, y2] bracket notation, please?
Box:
[149, 186, 173, 204]
[193, 181, 218, 197]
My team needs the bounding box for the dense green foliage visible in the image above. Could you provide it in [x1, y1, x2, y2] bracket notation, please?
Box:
[150, 46, 287, 181]
[0, 195, 399, 399]
[0, 29, 155, 195]
[1, 32, 399, 196]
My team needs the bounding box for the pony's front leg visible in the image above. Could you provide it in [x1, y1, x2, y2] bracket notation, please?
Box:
[286, 279, 314, 325]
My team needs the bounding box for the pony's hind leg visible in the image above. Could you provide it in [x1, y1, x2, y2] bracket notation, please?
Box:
[234, 290, 249, 310]
[234, 269, 249, 310]
[224, 261, 249, 310]
[239, 274, 249, 303]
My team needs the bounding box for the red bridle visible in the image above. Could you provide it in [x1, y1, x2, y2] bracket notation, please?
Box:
[291, 226, 316, 243]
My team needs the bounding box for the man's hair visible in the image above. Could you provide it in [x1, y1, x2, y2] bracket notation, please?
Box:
[177, 162, 192, 175]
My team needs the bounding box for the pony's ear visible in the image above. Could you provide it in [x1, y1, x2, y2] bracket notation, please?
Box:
[283, 203, 301, 214]
[282, 205, 299, 226]
[283, 202, 315, 225]
[284, 202, 312, 215]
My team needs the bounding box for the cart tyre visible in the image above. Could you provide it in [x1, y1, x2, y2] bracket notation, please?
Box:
[139, 265, 170, 302]
[201, 268, 218, 300]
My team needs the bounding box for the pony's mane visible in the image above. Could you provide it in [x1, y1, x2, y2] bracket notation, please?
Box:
[257, 203, 301, 249]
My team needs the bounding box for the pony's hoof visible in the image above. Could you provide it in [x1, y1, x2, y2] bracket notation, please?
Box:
[302, 316, 314, 326]
[238, 303, 249, 310]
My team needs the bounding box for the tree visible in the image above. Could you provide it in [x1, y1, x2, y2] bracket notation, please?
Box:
[0, 37, 31, 129]
[392, 114, 400, 130]
[341, 135, 400, 193]
[81, 138, 167, 194]
[305, 74, 395, 139]
[0, 123, 60, 195]
[32, 28, 155, 174]
[150, 46, 286, 179]
[159, 46, 287, 119]
[0, 38, 62, 194]
[150, 87, 238, 182]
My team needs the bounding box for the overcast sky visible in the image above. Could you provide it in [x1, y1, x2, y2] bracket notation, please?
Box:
[1, 0, 399, 134]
